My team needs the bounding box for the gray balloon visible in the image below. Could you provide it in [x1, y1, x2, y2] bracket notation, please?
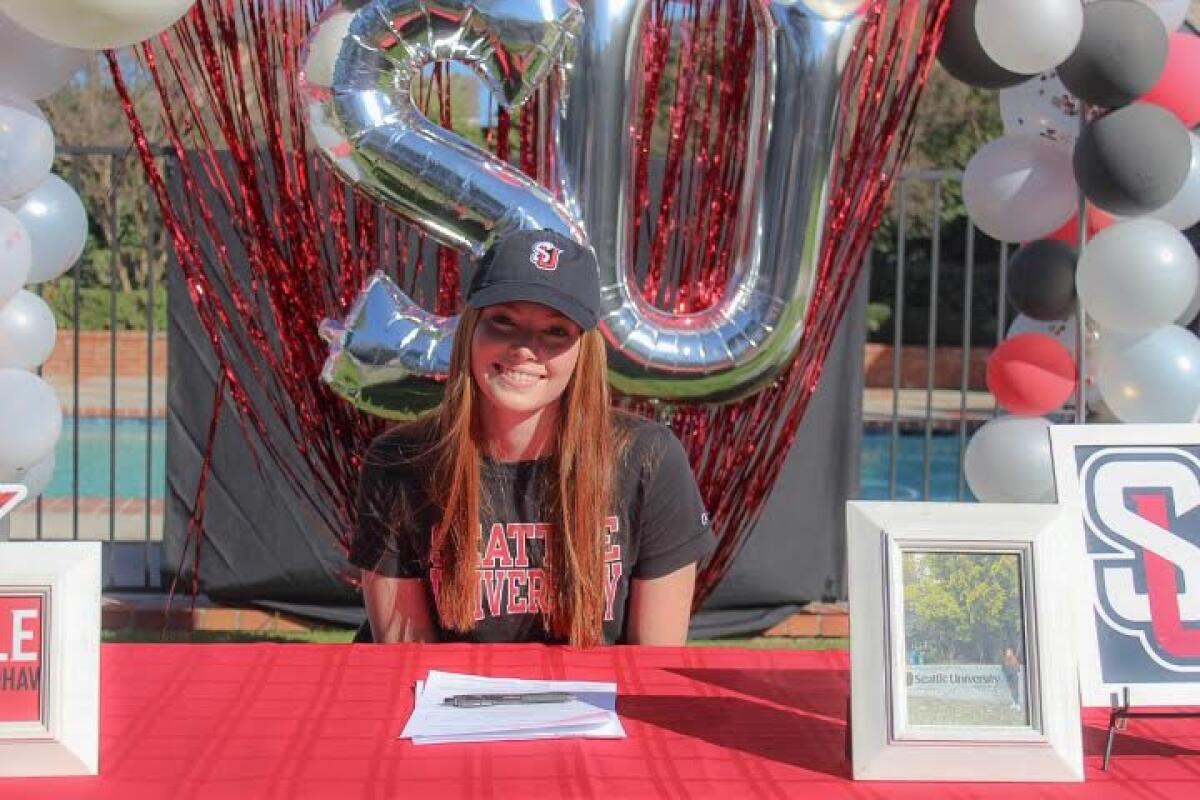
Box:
[1057, 0, 1168, 109]
[1007, 239, 1077, 322]
[937, 0, 1031, 90]
[1073, 103, 1191, 216]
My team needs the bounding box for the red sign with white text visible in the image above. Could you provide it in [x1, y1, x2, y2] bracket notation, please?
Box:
[0, 595, 43, 722]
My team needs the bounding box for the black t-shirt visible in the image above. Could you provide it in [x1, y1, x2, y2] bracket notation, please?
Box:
[348, 413, 715, 644]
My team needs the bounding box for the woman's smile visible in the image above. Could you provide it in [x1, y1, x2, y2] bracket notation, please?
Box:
[494, 363, 545, 389]
[471, 301, 582, 418]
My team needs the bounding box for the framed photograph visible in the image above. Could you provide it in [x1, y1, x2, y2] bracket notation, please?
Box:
[847, 502, 1082, 782]
[1050, 423, 1200, 707]
[0, 541, 101, 777]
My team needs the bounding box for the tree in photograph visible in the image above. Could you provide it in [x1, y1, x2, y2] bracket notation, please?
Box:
[904, 552, 1023, 664]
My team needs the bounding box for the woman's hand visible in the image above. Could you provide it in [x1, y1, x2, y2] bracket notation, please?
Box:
[361, 571, 438, 643]
[625, 563, 697, 645]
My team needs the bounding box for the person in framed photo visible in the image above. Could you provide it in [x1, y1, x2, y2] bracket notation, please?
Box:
[1002, 645, 1022, 711]
[349, 230, 715, 648]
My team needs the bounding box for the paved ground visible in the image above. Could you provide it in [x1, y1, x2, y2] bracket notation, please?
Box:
[48, 374, 167, 419]
[862, 387, 996, 424]
[5, 497, 163, 542]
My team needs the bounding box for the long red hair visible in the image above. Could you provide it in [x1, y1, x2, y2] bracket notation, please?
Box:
[428, 306, 615, 647]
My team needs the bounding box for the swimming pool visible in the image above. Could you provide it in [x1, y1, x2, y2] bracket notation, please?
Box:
[858, 428, 976, 502]
[46, 417, 166, 500]
[44, 420, 970, 501]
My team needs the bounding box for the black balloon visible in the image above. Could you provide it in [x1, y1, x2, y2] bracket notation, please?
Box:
[937, 0, 1031, 90]
[1074, 104, 1191, 216]
[1007, 240, 1078, 322]
[1057, 0, 1168, 109]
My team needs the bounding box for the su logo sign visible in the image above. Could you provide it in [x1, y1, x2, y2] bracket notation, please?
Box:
[1080, 448, 1200, 679]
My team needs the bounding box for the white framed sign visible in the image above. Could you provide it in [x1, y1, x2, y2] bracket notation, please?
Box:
[0, 541, 101, 777]
[847, 502, 1082, 782]
[1050, 423, 1200, 707]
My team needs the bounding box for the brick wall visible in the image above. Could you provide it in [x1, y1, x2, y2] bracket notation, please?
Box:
[863, 343, 990, 391]
[36, 333, 989, 397]
[41, 331, 168, 381]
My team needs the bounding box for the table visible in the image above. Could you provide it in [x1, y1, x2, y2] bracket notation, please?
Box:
[2, 644, 1199, 799]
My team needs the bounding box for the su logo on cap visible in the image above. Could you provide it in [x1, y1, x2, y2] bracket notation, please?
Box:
[530, 241, 561, 271]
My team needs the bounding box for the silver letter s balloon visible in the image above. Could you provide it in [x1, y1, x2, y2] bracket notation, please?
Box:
[302, 0, 584, 416]
[305, 1, 867, 415]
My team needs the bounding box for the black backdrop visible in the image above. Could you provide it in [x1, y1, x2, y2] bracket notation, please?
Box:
[163, 156, 867, 636]
[165, 262, 866, 637]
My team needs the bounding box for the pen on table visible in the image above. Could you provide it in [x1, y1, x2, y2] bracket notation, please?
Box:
[442, 692, 576, 708]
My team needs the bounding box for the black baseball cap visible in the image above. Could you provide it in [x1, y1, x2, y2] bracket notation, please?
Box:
[466, 230, 602, 331]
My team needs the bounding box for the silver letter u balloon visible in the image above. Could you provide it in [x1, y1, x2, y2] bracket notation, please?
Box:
[303, 0, 866, 415]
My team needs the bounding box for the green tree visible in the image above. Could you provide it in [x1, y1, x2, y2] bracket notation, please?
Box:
[903, 552, 1024, 664]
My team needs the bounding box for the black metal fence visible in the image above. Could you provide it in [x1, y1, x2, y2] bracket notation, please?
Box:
[5, 146, 172, 590]
[7, 152, 1025, 587]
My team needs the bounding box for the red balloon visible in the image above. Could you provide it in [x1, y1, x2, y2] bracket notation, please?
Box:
[986, 333, 1077, 416]
[1141, 32, 1200, 128]
[1044, 205, 1115, 246]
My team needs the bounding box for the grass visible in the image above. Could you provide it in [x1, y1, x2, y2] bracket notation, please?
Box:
[102, 628, 849, 648]
[907, 696, 1027, 727]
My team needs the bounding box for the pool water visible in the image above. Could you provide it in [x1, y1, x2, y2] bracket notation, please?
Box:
[46, 418, 166, 500]
[43, 420, 968, 502]
[858, 428, 977, 502]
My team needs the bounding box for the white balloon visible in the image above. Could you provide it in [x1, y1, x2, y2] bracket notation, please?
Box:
[0, 12, 89, 100]
[1178, 283, 1200, 325]
[1076, 219, 1199, 333]
[0, 368, 61, 473]
[0, 93, 54, 202]
[1096, 326, 1200, 423]
[1136, 0, 1190, 31]
[1007, 314, 1079, 354]
[0, 288, 55, 370]
[3, 174, 86, 284]
[0, 1, 197, 50]
[998, 72, 1081, 147]
[1146, 132, 1200, 231]
[0, 204, 31, 306]
[962, 135, 1077, 243]
[0, 449, 54, 505]
[964, 415, 1056, 503]
[976, 0, 1083, 75]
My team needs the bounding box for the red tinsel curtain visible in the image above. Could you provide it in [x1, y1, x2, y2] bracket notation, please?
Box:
[109, 0, 949, 608]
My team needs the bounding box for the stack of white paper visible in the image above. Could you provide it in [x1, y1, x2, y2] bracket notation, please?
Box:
[401, 670, 626, 744]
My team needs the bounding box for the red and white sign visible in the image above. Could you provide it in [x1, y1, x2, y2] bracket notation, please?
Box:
[0, 595, 43, 723]
[0, 485, 26, 521]
[1051, 424, 1200, 706]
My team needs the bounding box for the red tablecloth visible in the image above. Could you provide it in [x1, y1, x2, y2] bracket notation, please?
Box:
[1, 644, 1198, 799]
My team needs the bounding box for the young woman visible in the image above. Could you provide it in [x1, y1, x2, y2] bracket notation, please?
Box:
[349, 230, 714, 647]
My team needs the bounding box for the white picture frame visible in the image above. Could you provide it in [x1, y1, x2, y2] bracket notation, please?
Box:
[1050, 423, 1200, 707]
[847, 502, 1082, 782]
[0, 541, 101, 777]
